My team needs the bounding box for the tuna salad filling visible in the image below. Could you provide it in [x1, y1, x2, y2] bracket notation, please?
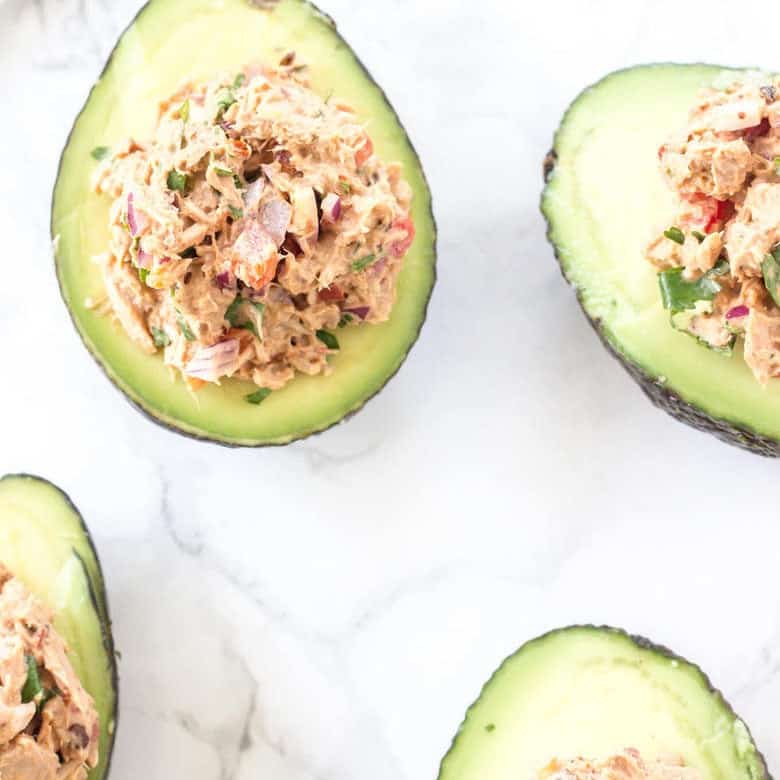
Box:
[91, 54, 415, 396]
[646, 77, 780, 383]
[0, 564, 99, 780]
[538, 750, 700, 780]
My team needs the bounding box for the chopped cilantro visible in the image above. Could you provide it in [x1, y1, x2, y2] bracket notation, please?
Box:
[692, 230, 706, 243]
[225, 296, 244, 327]
[246, 388, 272, 405]
[762, 247, 780, 307]
[338, 313, 353, 328]
[352, 253, 377, 272]
[177, 315, 196, 341]
[21, 656, 41, 703]
[658, 261, 728, 312]
[167, 169, 188, 192]
[91, 146, 110, 161]
[663, 226, 685, 245]
[316, 329, 339, 350]
[151, 327, 171, 348]
[228, 205, 244, 220]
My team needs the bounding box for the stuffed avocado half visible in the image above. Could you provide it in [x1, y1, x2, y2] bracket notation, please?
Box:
[543, 63, 780, 456]
[438, 625, 769, 780]
[0, 474, 118, 780]
[52, 0, 436, 447]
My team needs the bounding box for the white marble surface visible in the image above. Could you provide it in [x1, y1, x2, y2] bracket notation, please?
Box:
[1, 0, 780, 777]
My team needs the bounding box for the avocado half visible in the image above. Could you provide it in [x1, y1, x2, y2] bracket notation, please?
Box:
[542, 63, 780, 456]
[0, 474, 118, 780]
[438, 625, 770, 780]
[52, 0, 436, 447]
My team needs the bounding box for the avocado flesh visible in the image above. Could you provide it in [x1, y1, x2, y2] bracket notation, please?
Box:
[542, 64, 780, 454]
[52, 0, 436, 446]
[0, 475, 118, 780]
[438, 626, 768, 780]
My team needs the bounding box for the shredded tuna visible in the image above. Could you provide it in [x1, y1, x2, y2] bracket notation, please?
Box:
[646, 76, 780, 383]
[92, 54, 415, 394]
[0, 563, 99, 780]
[538, 750, 700, 780]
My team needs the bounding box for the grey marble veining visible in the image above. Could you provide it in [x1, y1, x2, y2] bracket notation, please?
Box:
[1, 0, 779, 778]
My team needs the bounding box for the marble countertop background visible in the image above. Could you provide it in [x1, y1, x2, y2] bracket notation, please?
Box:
[1, 0, 779, 777]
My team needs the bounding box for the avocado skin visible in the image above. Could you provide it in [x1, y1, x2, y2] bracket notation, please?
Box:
[0, 474, 119, 780]
[438, 624, 772, 780]
[50, 0, 437, 448]
[542, 84, 780, 457]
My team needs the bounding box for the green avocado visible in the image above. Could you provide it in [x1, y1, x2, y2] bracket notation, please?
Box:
[0, 475, 118, 780]
[542, 64, 780, 456]
[51, 0, 436, 447]
[438, 625, 770, 780]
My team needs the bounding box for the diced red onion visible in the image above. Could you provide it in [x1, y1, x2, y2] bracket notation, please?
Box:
[726, 304, 750, 320]
[321, 193, 342, 224]
[215, 271, 232, 290]
[261, 199, 293, 246]
[710, 100, 764, 132]
[184, 339, 240, 382]
[344, 306, 370, 320]
[243, 178, 266, 212]
[137, 249, 151, 269]
[369, 257, 387, 276]
[126, 193, 148, 237]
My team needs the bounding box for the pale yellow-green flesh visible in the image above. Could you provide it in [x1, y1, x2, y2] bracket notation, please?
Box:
[438, 627, 764, 780]
[543, 64, 780, 441]
[0, 476, 117, 780]
[52, 0, 435, 445]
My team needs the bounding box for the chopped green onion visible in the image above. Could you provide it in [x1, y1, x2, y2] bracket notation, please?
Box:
[246, 388, 272, 405]
[167, 169, 188, 192]
[351, 253, 377, 272]
[151, 327, 171, 348]
[177, 315, 196, 341]
[692, 230, 706, 243]
[233, 73, 246, 89]
[138, 268, 149, 284]
[233, 174, 244, 190]
[316, 329, 339, 350]
[663, 226, 685, 245]
[338, 313, 353, 328]
[214, 165, 233, 177]
[179, 99, 190, 123]
[762, 248, 780, 307]
[216, 89, 237, 119]
[228, 205, 244, 220]
[21, 656, 41, 703]
[91, 146, 110, 161]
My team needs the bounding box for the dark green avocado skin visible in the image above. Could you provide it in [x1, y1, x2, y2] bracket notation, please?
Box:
[438, 624, 772, 780]
[0, 474, 119, 780]
[543, 144, 780, 458]
[50, 0, 436, 449]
